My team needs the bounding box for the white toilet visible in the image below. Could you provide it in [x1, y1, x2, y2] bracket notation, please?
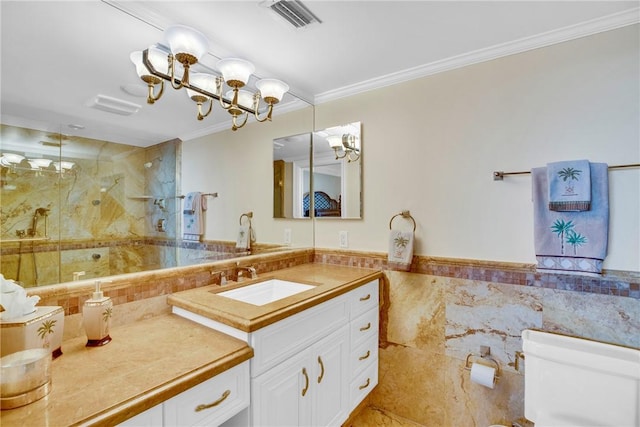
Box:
[522, 329, 640, 427]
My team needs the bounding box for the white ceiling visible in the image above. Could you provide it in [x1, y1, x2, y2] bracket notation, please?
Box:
[1, 1, 638, 148]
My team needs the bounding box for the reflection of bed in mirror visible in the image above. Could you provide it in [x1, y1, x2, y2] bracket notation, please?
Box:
[303, 191, 341, 217]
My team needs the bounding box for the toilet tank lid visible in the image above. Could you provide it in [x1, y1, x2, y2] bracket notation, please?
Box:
[522, 329, 640, 380]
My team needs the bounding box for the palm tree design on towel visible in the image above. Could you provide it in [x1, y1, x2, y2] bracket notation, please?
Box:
[551, 219, 589, 255]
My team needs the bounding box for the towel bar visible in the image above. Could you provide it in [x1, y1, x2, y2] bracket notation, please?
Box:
[493, 163, 639, 180]
[177, 192, 219, 199]
[389, 210, 416, 232]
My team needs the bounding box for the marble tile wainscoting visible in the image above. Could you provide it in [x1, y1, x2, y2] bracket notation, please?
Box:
[315, 249, 640, 427]
[20, 247, 639, 427]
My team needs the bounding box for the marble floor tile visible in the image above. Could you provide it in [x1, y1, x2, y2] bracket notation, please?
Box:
[344, 406, 426, 427]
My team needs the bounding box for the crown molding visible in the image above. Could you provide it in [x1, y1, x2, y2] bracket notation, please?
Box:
[315, 7, 640, 105]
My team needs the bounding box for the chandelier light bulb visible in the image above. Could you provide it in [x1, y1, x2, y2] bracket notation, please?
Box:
[164, 25, 209, 65]
[326, 135, 343, 149]
[255, 79, 289, 104]
[217, 58, 255, 88]
[186, 73, 216, 101]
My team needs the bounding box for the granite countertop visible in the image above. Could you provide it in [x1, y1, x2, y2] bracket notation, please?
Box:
[1, 314, 253, 427]
[168, 263, 383, 332]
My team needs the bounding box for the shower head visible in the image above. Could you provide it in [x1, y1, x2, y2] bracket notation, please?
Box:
[34, 207, 50, 217]
[144, 157, 163, 169]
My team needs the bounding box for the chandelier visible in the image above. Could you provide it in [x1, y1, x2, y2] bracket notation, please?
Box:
[130, 25, 289, 131]
[326, 134, 360, 162]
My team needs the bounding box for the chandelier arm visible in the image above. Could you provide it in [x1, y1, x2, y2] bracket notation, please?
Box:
[216, 78, 234, 111]
[146, 79, 164, 104]
[231, 113, 249, 131]
[253, 103, 274, 123]
[197, 99, 214, 121]
[169, 57, 187, 90]
[333, 148, 347, 160]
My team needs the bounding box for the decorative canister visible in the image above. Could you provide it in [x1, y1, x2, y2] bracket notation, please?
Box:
[0, 306, 64, 359]
[0, 348, 51, 409]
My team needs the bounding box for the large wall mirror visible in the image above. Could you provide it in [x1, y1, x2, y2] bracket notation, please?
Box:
[273, 121, 362, 219]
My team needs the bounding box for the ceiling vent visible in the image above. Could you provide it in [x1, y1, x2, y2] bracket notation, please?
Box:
[86, 94, 141, 116]
[268, 0, 321, 28]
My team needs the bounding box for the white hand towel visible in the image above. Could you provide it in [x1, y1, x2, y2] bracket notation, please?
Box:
[388, 230, 414, 271]
[236, 224, 250, 250]
[183, 192, 205, 241]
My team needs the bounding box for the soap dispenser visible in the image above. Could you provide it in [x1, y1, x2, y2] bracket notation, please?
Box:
[83, 280, 113, 347]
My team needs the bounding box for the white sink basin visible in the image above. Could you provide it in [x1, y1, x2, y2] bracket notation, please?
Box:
[217, 279, 315, 306]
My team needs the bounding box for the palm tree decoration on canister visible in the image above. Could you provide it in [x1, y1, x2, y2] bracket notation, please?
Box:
[566, 231, 588, 255]
[37, 319, 57, 349]
[103, 307, 113, 334]
[551, 219, 574, 255]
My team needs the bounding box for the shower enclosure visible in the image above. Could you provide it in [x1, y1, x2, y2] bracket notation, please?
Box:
[0, 124, 180, 287]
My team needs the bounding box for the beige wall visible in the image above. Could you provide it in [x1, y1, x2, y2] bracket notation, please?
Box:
[315, 25, 639, 271]
[182, 106, 315, 247]
[183, 25, 639, 272]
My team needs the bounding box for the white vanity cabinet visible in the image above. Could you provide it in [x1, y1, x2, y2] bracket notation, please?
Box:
[172, 277, 380, 427]
[118, 360, 250, 427]
[251, 325, 349, 427]
[347, 280, 379, 409]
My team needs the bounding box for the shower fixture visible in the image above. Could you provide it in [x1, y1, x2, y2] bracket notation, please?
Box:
[28, 207, 50, 237]
[144, 157, 163, 169]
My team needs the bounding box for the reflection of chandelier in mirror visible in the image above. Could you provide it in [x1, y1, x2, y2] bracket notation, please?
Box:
[0, 153, 75, 175]
[327, 134, 360, 162]
[130, 25, 289, 131]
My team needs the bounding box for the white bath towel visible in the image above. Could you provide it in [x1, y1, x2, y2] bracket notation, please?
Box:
[388, 230, 414, 271]
[183, 192, 206, 241]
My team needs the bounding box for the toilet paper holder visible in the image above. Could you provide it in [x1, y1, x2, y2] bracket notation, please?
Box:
[464, 345, 501, 379]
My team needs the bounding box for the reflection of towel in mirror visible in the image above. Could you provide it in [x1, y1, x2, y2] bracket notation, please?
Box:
[533, 163, 608, 275]
[236, 225, 250, 250]
[183, 192, 207, 241]
[388, 230, 414, 271]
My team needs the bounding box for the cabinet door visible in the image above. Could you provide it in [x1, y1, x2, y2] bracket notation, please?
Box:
[312, 325, 350, 427]
[251, 349, 312, 427]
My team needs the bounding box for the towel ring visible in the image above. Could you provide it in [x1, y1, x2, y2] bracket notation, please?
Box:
[239, 211, 253, 226]
[389, 210, 416, 232]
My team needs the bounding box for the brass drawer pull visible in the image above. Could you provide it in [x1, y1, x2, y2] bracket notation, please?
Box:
[195, 389, 231, 412]
[358, 378, 371, 390]
[359, 294, 371, 301]
[302, 367, 309, 396]
[358, 350, 371, 361]
[359, 322, 371, 332]
[317, 356, 325, 383]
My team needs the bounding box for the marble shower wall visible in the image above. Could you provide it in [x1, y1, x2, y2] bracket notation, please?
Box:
[371, 271, 640, 427]
[1, 124, 178, 285]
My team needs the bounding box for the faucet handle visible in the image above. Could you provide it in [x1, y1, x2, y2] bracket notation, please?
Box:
[73, 271, 86, 281]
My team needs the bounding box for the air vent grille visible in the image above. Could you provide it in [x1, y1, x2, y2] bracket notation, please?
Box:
[269, 0, 321, 28]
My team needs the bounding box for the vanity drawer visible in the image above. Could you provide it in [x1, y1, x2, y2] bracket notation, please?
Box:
[163, 361, 249, 427]
[350, 306, 378, 347]
[350, 333, 378, 380]
[349, 280, 379, 318]
[349, 361, 378, 410]
[250, 292, 349, 377]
